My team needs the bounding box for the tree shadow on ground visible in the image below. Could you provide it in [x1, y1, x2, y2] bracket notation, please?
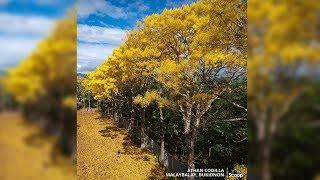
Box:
[121, 135, 154, 162]
[98, 120, 127, 139]
[94, 115, 109, 121]
[96, 114, 163, 166]
[98, 126, 120, 139]
[24, 130, 51, 148]
[23, 130, 75, 175]
[49, 145, 76, 174]
[148, 165, 167, 180]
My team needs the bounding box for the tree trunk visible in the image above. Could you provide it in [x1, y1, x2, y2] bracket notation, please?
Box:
[255, 112, 271, 180]
[110, 101, 114, 118]
[113, 102, 118, 121]
[261, 139, 271, 180]
[262, 117, 277, 180]
[180, 102, 196, 180]
[118, 102, 122, 124]
[107, 104, 110, 117]
[82, 98, 86, 109]
[159, 107, 165, 163]
[186, 127, 197, 180]
[182, 113, 196, 180]
[88, 96, 91, 110]
[140, 108, 147, 149]
[186, 131, 196, 169]
[129, 102, 135, 131]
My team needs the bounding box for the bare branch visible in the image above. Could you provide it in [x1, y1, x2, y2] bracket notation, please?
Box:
[177, 101, 184, 113]
[217, 118, 247, 122]
[269, 90, 301, 136]
[200, 97, 219, 117]
[213, 92, 247, 112]
[232, 137, 247, 143]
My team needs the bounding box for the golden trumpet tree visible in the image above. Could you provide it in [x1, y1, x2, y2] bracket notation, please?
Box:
[3, 12, 76, 105]
[248, 0, 320, 179]
[134, 90, 171, 162]
[2, 11, 77, 156]
[84, 57, 120, 100]
[147, 0, 247, 170]
[119, 30, 163, 149]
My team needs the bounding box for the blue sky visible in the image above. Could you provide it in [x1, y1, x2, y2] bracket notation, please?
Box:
[77, 0, 194, 73]
[0, 0, 74, 72]
[0, 0, 194, 73]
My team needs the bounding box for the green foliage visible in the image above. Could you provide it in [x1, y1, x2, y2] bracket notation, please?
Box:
[271, 82, 320, 179]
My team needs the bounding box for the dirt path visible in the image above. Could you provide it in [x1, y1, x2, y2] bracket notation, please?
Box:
[0, 112, 76, 180]
[77, 110, 165, 180]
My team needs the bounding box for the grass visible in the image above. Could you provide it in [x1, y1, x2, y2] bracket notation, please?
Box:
[77, 109, 166, 180]
[0, 111, 76, 180]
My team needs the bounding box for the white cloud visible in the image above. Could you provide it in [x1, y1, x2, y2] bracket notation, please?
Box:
[165, 0, 194, 8]
[77, 43, 117, 73]
[129, 0, 150, 12]
[0, 36, 42, 71]
[76, 0, 152, 73]
[77, 24, 127, 73]
[78, 0, 130, 19]
[0, 13, 56, 71]
[0, 13, 54, 36]
[78, 24, 127, 45]
[77, 0, 151, 20]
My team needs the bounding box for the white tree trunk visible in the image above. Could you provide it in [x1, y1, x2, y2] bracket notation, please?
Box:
[159, 107, 165, 163]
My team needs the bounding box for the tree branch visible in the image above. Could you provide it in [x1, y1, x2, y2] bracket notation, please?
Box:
[213, 92, 247, 112]
[217, 118, 247, 122]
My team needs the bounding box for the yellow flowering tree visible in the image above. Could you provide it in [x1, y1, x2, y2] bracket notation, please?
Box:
[2, 11, 77, 156]
[248, 0, 320, 179]
[133, 90, 171, 162]
[148, 0, 247, 170]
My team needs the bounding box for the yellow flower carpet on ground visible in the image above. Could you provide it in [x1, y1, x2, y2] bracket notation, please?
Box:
[77, 110, 166, 180]
[0, 111, 76, 180]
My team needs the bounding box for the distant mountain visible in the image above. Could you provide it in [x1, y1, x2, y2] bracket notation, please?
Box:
[77, 73, 86, 78]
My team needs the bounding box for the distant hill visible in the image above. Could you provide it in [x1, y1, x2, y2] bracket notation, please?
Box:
[77, 73, 86, 78]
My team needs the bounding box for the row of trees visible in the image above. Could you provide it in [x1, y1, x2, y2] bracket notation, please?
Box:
[77, 77, 95, 110]
[1, 11, 76, 158]
[84, 0, 247, 173]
